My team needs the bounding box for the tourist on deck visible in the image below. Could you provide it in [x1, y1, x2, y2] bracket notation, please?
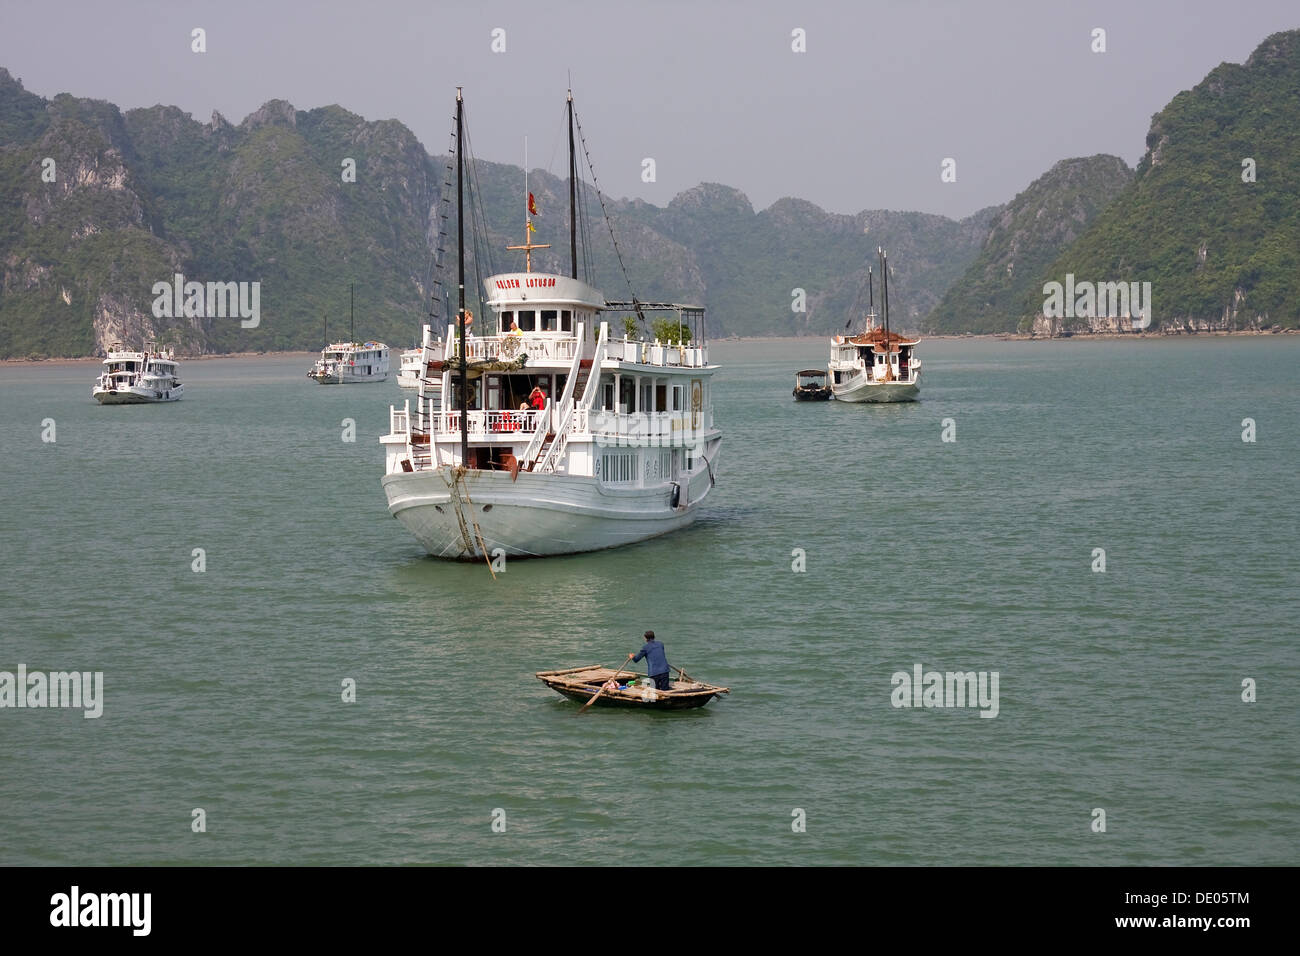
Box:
[628, 630, 671, 691]
[508, 319, 522, 335]
[529, 386, 546, 410]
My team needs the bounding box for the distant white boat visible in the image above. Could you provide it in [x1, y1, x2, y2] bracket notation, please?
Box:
[397, 347, 422, 389]
[92, 343, 183, 404]
[308, 341, 390, 384]
[308, 284, 390, 384]
[829, 248, 921, 403]
[829, 328, 921, 402]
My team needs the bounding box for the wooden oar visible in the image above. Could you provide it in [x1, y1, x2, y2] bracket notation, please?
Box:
[579, 661, 631, 713]
[670, 664, 693, 683]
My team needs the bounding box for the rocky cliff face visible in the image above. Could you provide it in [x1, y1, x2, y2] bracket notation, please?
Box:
[925, 155, 1134, 334]
[1030, 29, 1300, 333]
[0, 71, 190, 357]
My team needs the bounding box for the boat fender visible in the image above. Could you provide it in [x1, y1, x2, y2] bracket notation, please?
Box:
[670, 482, 681, 509]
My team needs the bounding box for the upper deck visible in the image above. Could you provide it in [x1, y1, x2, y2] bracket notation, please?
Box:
[449, 271, 711, 371]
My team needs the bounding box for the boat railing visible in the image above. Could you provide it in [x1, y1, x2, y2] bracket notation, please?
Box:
[521, 399, 552, 465]
[448, 333, 579, 363]
[563, 322, 609, 439]
[605, 336, 708, 368]
[580, 323, 609, 410]
[538, 399, 574, 473]
[535, 323, 588, 473]
[440, 408, 541, 436]
[390, 401, 411, 437]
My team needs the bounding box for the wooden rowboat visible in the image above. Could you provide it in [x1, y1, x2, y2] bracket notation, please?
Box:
[536, 665, 729, 710]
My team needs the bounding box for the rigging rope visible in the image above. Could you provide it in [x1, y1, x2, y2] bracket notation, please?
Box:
[572, 106, 644, 328]
[426, 113, 458, 327]
[460, 106, 495, 326]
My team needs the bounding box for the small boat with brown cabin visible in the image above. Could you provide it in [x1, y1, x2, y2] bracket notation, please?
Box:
[792, 369, 832, 401]
[535, 664, 729, 710]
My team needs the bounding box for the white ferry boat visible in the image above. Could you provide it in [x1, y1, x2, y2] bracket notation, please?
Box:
[92, 343, 183, 404]
[308, 341, 390, 384]
[380, 89, 721, 559]
[829, 249, 921, 402]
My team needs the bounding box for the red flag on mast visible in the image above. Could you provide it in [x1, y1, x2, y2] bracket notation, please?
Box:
[528, 192, 538, 216]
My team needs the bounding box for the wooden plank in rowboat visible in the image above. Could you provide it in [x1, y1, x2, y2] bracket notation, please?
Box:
[535, 665, 729, 710]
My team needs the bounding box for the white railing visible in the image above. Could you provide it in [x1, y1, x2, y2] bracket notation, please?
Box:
[530, 323, 592, 473]
[535, 323, 588, 473]
[390, 400, 410, 437]
[448, 334, 579, 363]
[579, 322, 609, 410]
[439, 409, 541, 436]
[553, 323, 608, 451]
[604, 337, 707, 368]
[521, 399, 552, 466]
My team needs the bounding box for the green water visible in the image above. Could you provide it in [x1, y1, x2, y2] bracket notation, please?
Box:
[1, 338, 1296, 865]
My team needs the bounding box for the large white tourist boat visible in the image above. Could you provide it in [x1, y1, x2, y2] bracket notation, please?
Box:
[92, 343, 183, 404]
[308, 341, 390, 384]
[380, 90, 721, 559]
[829, 249, 921, 402]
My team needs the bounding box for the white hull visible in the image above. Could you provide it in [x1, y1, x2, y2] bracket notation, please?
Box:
[396, 371, 420, 389]
[311, 370, 389, 385]
[831, 373, 919, 403]
[93, 384, 184, 404]
[382, 459, 718, 559]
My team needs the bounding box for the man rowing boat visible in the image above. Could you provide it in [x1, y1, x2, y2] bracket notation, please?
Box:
[628, 630, 671, 691]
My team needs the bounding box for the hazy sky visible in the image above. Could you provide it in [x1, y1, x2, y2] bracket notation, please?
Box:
[1, 0, 1295, 219]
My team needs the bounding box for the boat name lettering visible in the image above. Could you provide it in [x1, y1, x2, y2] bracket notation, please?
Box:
[494, 277, 557, 290]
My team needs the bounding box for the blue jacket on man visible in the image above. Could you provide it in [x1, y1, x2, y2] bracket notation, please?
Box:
[630, 630, 671, 691]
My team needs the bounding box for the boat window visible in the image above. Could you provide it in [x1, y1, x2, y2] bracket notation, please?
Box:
[541, 309, 558, 331]
[499, 310, 513, 332]
[561, 309, 572, 332]
[601, 380, 614, 410]
[672, 385, 683, 412]
[639, 380, 652, 413]
[618, 377, 635, 413]
[601, 451, 634, 484]
[655, 383, 667, 412]
[518, 310, 536, 331]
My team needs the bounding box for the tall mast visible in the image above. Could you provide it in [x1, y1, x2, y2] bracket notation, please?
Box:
[867, 266, 874, 332]
[568, 89, 578, 279]
[350, 282, 355, 342]
[880, 248, 892, 382]
[456, 88, 468, 466]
